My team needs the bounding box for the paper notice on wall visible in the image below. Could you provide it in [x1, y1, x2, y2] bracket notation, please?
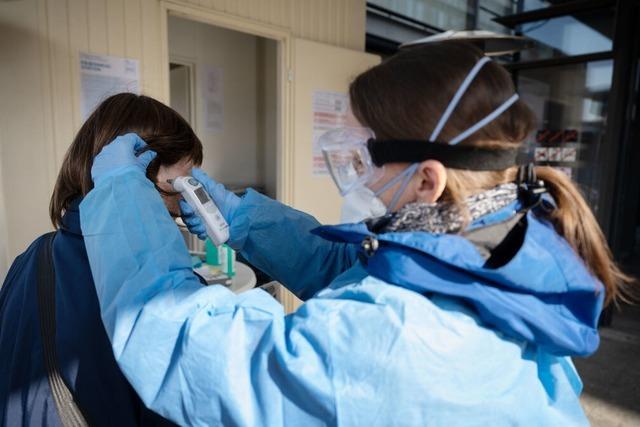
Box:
[204, 65, 224, 133]
[80, 53, 140, 119]
[312, 91, 359, 175]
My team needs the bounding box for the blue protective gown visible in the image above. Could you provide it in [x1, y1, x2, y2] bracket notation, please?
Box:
[79, 169, 603, 426]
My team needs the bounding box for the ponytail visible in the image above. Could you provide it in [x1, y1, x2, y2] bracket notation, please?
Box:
[535, 166, 636, 306]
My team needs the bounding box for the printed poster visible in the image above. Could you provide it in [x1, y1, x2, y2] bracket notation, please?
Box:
[312, 90, 359, 175]
[80, 52, 140, 119]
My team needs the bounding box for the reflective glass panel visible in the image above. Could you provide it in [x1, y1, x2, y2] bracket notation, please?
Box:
[518, 0, 573, 12]
[369, 0, 468, 30]
[517, 60, 614, 212]
[518, 8, 614, 60]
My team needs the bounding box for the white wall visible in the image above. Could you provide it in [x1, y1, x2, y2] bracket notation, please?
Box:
[0, 1, 58, 282]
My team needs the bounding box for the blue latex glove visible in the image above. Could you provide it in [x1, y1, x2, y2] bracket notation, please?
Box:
[179, 201, 208, 241]
[91, 133, 157, 185]
[179, 168, 241, 240]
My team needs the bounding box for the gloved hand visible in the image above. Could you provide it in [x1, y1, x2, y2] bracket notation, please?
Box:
[179, 168, 241, 240]
[91, 133, 157, 185]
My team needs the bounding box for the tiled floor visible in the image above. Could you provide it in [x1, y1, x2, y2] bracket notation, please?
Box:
[575, 304, 640, 426]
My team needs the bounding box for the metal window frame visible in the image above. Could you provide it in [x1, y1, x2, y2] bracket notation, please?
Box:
[494, 0, 615, 28]
[505, 51, 613, 71]
[602, 0, 640, 257]
[366, 3, 445, 34]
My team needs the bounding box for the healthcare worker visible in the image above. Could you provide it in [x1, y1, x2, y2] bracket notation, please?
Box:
[0, 93, 201, 426]
[79, 42, 634, 426]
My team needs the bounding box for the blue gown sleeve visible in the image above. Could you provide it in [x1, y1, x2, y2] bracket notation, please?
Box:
[224, 190, 357, 300]
[80, 170, 337, 426]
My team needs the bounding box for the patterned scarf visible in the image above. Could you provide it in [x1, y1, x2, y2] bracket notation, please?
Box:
[383, 183, 518, 234]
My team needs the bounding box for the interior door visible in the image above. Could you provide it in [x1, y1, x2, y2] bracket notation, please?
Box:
[278, 39, 379, 313]
[290, 38, 380, 224]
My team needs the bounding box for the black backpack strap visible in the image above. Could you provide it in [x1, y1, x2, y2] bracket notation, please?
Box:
[36, 232, 91, 427]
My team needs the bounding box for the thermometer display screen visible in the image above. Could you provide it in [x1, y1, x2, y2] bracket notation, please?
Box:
[194, 187, 210, 204]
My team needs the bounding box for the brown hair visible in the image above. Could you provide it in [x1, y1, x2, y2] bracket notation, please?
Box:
[50, 93, 203, 228]
[349, 42, 635, 306]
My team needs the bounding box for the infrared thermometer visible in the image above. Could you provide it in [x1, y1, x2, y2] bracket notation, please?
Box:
[169, 176, 230, 246]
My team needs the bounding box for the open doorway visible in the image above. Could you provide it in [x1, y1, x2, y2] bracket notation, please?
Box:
[167, 14, 281, 291]
[168, 15, 279, 199]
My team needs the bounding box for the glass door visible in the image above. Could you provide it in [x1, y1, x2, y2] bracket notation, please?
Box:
[517, 59, 613, 212]
[501, 1, 616, 218]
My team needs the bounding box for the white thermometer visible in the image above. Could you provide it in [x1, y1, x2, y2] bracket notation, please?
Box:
[170, 176, 230, 246]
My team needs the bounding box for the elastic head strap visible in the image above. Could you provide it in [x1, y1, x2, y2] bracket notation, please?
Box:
[429, 56, 491, 142]
[368, 139, 529, 170]
[428, 56, 520, 146]
[450, 94, 519, 145]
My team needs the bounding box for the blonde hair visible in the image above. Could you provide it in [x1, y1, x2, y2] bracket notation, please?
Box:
[350, 41, 636, 306]
[444, 153, 635, 306]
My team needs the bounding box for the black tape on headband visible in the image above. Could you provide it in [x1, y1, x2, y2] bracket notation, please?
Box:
[367, 139, 529, 171]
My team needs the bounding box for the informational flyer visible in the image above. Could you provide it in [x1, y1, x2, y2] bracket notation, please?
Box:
[311, 90, 359, 175]
[204, 65, 224, 133]
[80, 52, 140, 119]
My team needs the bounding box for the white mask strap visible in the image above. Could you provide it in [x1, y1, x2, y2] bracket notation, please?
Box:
[429, 56, 491, 142]
[449, 94, 519, 145]
[428, 56, 519, 146]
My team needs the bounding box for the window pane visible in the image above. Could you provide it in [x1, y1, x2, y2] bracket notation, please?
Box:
[518, 8, 614, 60]
[479, 0, 519, 33]
[519, 0, 573, 12]
[368, 0, 516, 33]
[518, 60, 614, 212]
[368, 0, 468, 30]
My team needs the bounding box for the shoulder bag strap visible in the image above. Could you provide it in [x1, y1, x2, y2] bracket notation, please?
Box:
[36, 232, 91, 427]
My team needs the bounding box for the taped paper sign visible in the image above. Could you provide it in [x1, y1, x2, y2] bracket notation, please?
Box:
[547, 147, 563, 162]
[534, 147, 548, 162]
[80, 53, 140, 119]
[312, 91, 359, 175]
[562, 147, 577, 162]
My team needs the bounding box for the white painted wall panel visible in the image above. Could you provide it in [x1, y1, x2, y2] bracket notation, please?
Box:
[0, 0, 57, 280]
[179, 0, 366, 50]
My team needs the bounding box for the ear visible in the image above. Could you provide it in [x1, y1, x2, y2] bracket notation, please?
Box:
[414, 160, 447, 203]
